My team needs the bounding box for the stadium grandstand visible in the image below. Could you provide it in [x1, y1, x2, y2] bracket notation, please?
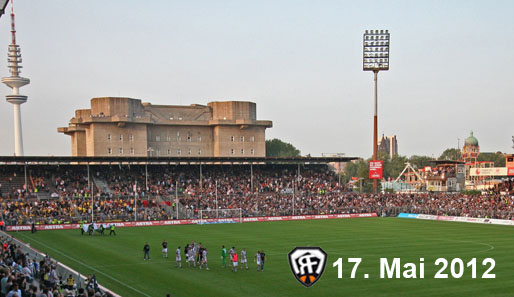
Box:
[0, 156, 513, 228]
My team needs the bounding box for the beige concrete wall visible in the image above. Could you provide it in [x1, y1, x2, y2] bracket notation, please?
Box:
[147, 125, 213, 156]
[75, 109, 91, 120]
[91, 97, 143, 117]
[145, 105, 212, 122]
[209, 101, 256, 121]
[71, 131, 86, 156]
[88, 123, 148, 156]
[85, 125, 94, 156]
[213, 125, 265, 157]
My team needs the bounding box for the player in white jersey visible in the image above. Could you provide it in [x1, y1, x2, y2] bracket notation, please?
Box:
[191, 241, 198, 267]
[175, 246, 182, 268]
[255, 251, 261, 271]
[188, 249, 195, 267]
[200, 248, 209, 270]
[240, 248, 248, 270]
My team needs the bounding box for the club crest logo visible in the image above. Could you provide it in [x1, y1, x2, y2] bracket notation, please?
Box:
[288, 247, 327, 287]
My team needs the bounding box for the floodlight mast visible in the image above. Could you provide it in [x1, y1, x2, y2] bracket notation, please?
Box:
[363, 29, 390, 193]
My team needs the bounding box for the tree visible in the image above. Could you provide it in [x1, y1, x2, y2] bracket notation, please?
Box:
[265, 139, 301, 157]
[409, 155, 433, 170]
[343, 159, 373, 193]
[477, 152, 505, 167]
[387, 154, 408, 180]
[439, 148, 461, 161]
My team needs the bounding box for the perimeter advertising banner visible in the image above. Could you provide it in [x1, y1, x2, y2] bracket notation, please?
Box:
[508, 167, 514, 176]
[470, 167, 509, 177]
[6, 213, 378, 231]
[369, 160, 383, 179]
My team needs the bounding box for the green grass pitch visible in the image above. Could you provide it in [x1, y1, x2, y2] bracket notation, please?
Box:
[9, 218, 514, 297]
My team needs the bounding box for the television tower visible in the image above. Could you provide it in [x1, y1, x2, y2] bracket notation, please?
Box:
[2, 0, 29, 156]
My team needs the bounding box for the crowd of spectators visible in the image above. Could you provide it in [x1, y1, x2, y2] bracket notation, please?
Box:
[0, 165, 513, 224]
[0, 197, 169, 226]
[0, 235, 114, 297]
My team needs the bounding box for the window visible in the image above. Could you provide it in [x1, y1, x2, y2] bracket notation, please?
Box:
[107, 134, 111, 141]
[129, 135, 134, 141]
[107, 148, 112, 154]
[130, 148, 134, 155]
[156, 149, 160, 156]
[177, 149, 181, 155]
[187, 136, 192, 142]
[119, 148, 123, 154]
[197, 136, 202, 142]
[241, 148, 244, 155]
[166, 135, 171, 142]
[167, 149, 171, 155]
[250, 136, 255, 142]
[240, 136, 244, 142]
[156, 135, 160, 142]
[230, 149, 235, 155]
[250, 148, 254, 155]
[198, 148, 201, 155]
[187, 148, 192, 155]
[119, 135, 123, 141]
[230, 136, 235, 142]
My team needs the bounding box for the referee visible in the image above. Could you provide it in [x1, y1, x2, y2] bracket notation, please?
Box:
[143, 242, 151, 260]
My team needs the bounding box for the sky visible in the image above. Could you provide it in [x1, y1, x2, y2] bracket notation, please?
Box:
[0, 0, 512, 158]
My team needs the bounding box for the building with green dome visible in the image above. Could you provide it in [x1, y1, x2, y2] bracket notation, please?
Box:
[462, 131, 480, 163]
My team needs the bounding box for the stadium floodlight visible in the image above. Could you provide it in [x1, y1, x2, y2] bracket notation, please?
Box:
[363, 29, 390, 71]
[363, 29, 390, 193]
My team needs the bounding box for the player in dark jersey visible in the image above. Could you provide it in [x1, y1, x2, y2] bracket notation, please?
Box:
[162, 240, 168, 258]
[197, 243, 204, 267]
[260, 250, 266, 271]
[184, 244, 189, 258]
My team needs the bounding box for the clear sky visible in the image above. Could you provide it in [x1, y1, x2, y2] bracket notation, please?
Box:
[0, 0, 512, 157]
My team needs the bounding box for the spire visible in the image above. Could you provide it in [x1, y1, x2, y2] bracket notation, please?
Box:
[10, 0, 15, 45]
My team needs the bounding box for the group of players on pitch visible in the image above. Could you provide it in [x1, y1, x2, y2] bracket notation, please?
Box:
[157, 240, 267, 272]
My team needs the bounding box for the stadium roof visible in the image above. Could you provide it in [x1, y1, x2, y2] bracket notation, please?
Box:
[0, 156, 357, 165]
[431, 160, 465, 165]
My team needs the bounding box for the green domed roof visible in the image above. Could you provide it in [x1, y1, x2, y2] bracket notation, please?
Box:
[464, 131, 479, 146]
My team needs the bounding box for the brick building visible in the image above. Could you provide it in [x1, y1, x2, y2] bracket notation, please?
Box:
[378, 134, 398, 158]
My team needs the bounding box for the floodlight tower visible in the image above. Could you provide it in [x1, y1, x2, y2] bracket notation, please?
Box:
[363, 29, 390, 193]
[2, 0, 29, 156]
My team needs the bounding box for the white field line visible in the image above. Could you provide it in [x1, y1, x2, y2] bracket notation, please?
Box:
[17, 233, 152, 297]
